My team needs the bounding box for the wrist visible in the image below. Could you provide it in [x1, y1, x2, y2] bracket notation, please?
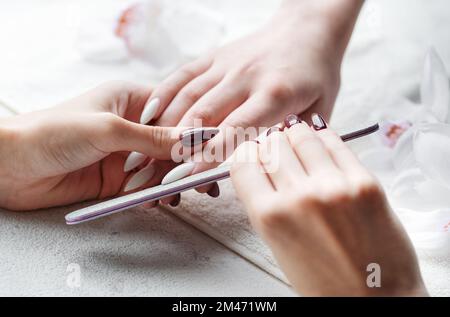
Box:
[0, 120, 20, 208]
[275, 0, 363, 58]
[0, 122, 11, 174]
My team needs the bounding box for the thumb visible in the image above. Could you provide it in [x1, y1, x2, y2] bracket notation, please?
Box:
[98, 117, 219, 161]
[112, 119, 184, 160]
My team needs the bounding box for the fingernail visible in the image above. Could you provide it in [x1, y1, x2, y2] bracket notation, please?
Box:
[284, 114, 301, 128]
[124, 164, 156, 192]
[170, 194, 181, 207]
[140, 98, 160, 125]
[311, 113, 327, 130]
[180, 128, 220, 147]
[161, 162, 196, 185]
[207, 183, 220, 198]
[124, 152, 147, 172]
[267, 126, 282, 136]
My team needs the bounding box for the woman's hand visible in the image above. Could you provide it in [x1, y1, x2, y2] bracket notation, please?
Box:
[0, 81, 190, 211]
[230, 114, 427, 296]
[123, 0, 363, 198]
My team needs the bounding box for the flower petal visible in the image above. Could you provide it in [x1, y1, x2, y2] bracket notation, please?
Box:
[395, 207, 450, 254]
[414, 123, 450, 188]
[359, 148, 394, 171]
[420, 48, 450, 122]
[392, 127, 417, 172]
[391, 167, 450, 210]
[379, 120, 412, 148]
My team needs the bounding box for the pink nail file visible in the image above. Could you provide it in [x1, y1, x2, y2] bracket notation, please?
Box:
[65, 165, 231, 225]
[65, 123, 379, 225]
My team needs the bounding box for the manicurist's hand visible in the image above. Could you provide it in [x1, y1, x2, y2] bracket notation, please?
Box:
[230, 114, 428, 296]
[125, 0, 364, 201]
[0, 81, 193, 211]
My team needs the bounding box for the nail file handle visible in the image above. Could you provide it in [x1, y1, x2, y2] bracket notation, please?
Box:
[65, 165, 231, 225]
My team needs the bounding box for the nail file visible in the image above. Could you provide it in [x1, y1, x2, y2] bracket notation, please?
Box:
[65, 123, 379, 225]
[66, 165, 231, 225]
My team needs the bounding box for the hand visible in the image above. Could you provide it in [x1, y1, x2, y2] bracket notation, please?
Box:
[124, 0, 363, 201]
[0, 81, 188, 211]
[230, 114, 427, 296]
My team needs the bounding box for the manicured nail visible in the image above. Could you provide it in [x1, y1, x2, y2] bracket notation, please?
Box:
[161, 162, 196, 185]
[124, 164, 156, 192]
[267, 126, 282, 136]
[124, 152, 147, 172]
[284, 114, 301, 128]
[207, 183, 220, 198]
[140, 98, 160, 125]
[311, 113, 327, 130]
[180, 128, 220, 147]
[170, 194, 181, 207]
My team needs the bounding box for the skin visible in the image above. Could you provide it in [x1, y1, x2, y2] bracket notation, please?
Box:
[0, 82, 183, 210]
[230, 120, 428, 296]
[130, 0, 364, 201]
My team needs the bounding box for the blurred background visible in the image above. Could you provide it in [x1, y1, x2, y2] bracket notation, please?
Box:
[0, 0, 449, 119]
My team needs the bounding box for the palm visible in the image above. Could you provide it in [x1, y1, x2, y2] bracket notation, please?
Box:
[11, 153, 128, 211]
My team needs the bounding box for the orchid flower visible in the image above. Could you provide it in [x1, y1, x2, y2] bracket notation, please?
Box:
[77, 0, 224, 77]
[359, 48, 450, 254]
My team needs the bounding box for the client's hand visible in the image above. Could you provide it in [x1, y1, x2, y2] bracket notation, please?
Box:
[0, 82, 190, 211]
[123, 0, 363, 200]
[231, 114, 428, 296]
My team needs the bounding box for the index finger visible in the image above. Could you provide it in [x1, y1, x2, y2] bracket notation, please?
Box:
[230, 141, 275, 211]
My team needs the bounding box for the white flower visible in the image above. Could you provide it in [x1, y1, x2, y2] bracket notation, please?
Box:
[360, 48, 450, 254]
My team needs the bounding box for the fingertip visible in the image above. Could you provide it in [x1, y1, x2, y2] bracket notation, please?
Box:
[140, 97, 160, 125]
[195, 184, 213, 194]
[143, 201, 159, 209]
[207, 183, 220, 198]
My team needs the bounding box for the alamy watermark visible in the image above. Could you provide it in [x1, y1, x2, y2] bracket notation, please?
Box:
[66, 263, 81, 289]
[366, 263, 381, 289]
[170, 120, 281, 173]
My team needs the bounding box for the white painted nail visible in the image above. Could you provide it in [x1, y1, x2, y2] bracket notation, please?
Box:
[124, 164, 156, 192]
[140, 97, 160, 124]
[124, 152, 147, 172]
[161, 162, 196, 185]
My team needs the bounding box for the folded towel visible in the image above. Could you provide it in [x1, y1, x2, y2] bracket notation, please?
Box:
[155, 180, 289, 284]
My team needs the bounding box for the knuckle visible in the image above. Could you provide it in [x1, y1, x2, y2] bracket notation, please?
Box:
[288, 192, 321, 214]
[330, 139, 351, 155]
[266, 83, 293, 103]
[99, 113, 122, 133]
[188, 108, 214, 124]
[314, 177, 352, 206]
[180, 88, 201, 103]
[290, 132, 317, 149]
[179, 65, 197, 78]
[148, 126, 166, 149]
[247, 195, 289, 229]
[157, 82, 176, 96]
[326, 190, 352, 206]
[355, 178, 384, 202]
[91, 113, 125, 150]
[257, 204, 290, 230]
[229, 62, 258, 78]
